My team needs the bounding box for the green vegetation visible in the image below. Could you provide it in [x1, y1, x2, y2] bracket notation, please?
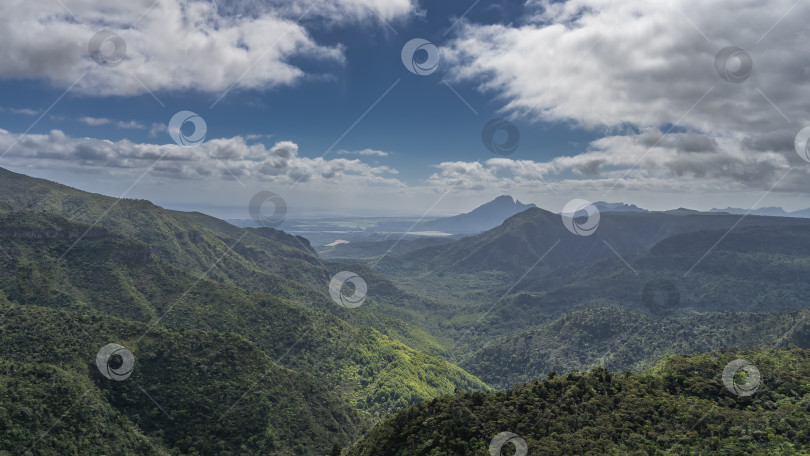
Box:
[347, 348, 810, 455]
[0, 302, 362, 455]
[0, 210, 487, 420]
[0, 168, 450, 355]
[466, 306, 810, 388]
[0, 168, 489, 454]
[4, 166, 810, 454]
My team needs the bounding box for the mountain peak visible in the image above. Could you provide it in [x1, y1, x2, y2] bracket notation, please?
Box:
[593, 201, 647, 213]
[480, 195, 536, 211]
[418, 195, 536, 234]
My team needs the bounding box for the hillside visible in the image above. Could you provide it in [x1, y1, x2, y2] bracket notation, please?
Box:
[0, 302, 362, 455]
[376, 208, 810, 304]
[465, 306, 810, 388]
[347, 348, 810, 455]
[4, 167, 810, 454]
[413, 195, 536, 234]
[0, 168, 448, 355]
[0, 210, 488, 420]
[366, 211, 810, 362]
[462, 223, 810, 345]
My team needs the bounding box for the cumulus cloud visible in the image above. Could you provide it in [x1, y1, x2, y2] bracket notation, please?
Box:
[0, 129, 403, 186]
[252, 0, 418, 24]
[0, 0, 416, 96]
[447, 0, 810, 131]
[5, 107, 40, 116]
[429, 128, 810, 195]
[78, 116, 146, 129]
[338, 148, 390, 157]
[443, 0, 810, 193]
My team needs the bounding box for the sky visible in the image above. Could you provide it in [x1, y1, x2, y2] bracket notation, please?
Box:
[1, 0, 810, 220]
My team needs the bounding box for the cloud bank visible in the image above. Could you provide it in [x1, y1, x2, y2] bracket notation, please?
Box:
[0, 129, 402, 186]
[0, 0, 417, 96]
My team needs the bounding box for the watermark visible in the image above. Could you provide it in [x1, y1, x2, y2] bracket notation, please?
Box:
[96, 343, 135, 381]
[401, 38, 440, 76]
[642, 279, 680, 315]
[794, 126, 810, 162]
[714, 46, 752, 83]
[482, 118, 520, 156]
[329, 271, 367, 308]
[248, 191, 287, 228]
[722, 358, 760, 397]
[168, 111, 207, 146]
[561, 199, 600, 236]
[489, 431, 528, 456]
[89, 31, 127, 67]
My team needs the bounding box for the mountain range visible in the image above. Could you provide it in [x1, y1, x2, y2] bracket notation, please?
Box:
[0, 167, 487, 455]
[1, 167, 809, 454]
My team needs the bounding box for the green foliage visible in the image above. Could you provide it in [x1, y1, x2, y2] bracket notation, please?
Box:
[466, 306, 810, 389]
[0, 302, 362, 455]
[347, 348, 810, 455]
[0, 211, 488, 420]
[0, 168, 490, 453]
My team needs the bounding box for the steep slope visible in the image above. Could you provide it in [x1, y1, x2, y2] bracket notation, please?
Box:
[0, 167, 454, 358]
[416, 195, 536, 234]
[0, 210, 489, 419]
[424, 223, 810, 358]
[347, 348, 810, 455]
[0, 302, 362, 455]
[377, 208, 810, 305]
[465, 306, 810, 388]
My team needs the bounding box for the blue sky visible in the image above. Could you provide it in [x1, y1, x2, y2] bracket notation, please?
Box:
[1, 0, 810, 219]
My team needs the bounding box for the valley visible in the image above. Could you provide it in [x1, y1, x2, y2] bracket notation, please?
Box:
[1, 169, 808, 455]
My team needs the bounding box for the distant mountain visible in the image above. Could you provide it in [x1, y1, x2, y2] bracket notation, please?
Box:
[415, 195, 536, 234]
[371, 207, 810, 358]
[711, 206, 810, 218]
[376, 207, 810, 298]
[663, 207, 707, 215]
[593, 201, 647, 212]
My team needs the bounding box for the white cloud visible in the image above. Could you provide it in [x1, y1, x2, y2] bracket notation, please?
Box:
[428, 128, 810, 195]
[338, 148, 390, 157]
[6, 107, 40, 116]
[447, 0, 810, 132]
[443, 0, 810, 194]
[0, 0, 416, 96]
[78, 117, 110, 126]
[263, 0, 418, 24]
[148, 122, 168, 138]
[78, 116, 146, 129]
[0, 129, 403, 187]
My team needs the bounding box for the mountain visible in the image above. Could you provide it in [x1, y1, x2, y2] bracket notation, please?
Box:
[0, 209, 488, 415]
[413, 195, 536, 234]
[347, 347, 810, 455]
[5, 164, 810, 454]
[0, 167, 491, 453]
[465, 306, 810, 389]
[366, 208, 810, 364]
[711, 206, 810, 218]
[0, 167, 463, 356]
[375, 207, 810, 305]
[0, 302, 363, 455]
[593, 201, 647, 212]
